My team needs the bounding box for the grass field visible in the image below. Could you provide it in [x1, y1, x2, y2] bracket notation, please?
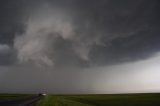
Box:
[1, 93, 160, 106]
[36, 93, 160, 106]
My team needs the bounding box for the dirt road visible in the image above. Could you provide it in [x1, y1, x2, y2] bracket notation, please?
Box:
[0, 95, 43, 106]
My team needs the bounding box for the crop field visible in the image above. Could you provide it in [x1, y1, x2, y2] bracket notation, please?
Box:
[36, 93, 160, 106]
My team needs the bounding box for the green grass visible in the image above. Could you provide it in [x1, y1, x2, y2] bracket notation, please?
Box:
[1, 93, 160, 106]
[36, 93, 160, 106]
[36, 95, 91, 106]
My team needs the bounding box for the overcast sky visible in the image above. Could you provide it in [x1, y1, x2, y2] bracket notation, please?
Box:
[0, 0, 160, 94]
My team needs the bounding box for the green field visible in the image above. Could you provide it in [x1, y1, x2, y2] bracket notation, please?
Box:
[1, 93, 160, 106]
[36, 93, 160, 106]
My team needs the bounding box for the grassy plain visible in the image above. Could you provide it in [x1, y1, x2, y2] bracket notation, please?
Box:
[36, 93, 160, 106]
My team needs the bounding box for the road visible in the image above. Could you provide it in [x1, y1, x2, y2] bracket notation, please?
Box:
[0, 94, 44, 106]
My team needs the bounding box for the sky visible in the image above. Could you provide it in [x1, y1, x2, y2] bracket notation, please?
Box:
[0, 0, 160, 94]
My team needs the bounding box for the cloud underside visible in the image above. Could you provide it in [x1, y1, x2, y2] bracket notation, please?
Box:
[0, 0, 159, 67]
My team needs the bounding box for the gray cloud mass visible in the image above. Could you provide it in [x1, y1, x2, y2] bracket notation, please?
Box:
[11, 0, 160, 67]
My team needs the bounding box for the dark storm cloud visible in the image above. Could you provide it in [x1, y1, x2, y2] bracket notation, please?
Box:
[88, 0, 160, 66]
[0, 0, 160, 66]
[0, 44, 14, 65]
[0, 0, 25, 44]
[67, 0, 160, 66]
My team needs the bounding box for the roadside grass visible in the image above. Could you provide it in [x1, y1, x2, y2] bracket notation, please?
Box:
[36, 93, 160, 106]
[36, 95, 91, 106]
